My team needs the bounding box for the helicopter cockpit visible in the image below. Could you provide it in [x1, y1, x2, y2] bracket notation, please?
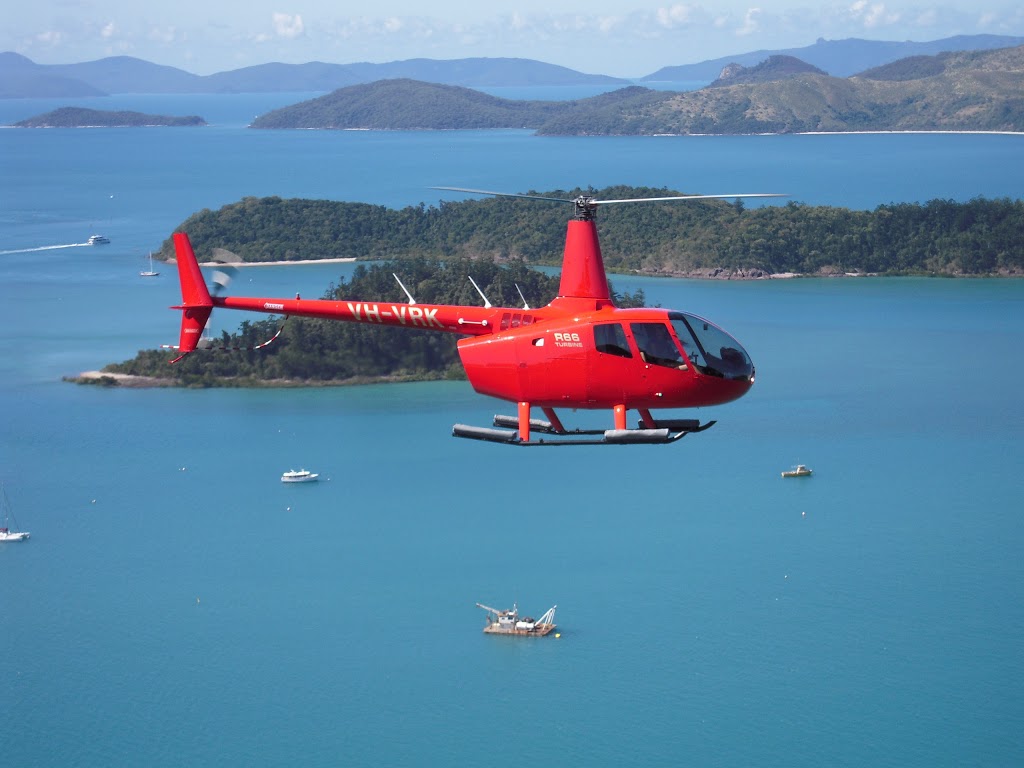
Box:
[668, 312, 754, 381]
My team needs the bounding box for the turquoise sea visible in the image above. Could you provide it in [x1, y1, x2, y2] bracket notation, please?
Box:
[2, 94, 1023, 767]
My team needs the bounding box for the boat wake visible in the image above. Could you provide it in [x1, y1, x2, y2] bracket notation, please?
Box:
[0, 242, 93, 255]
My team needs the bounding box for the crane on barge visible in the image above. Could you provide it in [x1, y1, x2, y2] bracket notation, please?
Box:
[477, 602, 557, 636]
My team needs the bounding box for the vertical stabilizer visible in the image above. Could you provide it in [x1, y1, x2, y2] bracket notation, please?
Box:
[170, 233, 213, 361]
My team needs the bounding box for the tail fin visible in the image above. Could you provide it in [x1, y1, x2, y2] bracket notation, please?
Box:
[169, 233, 213, 363]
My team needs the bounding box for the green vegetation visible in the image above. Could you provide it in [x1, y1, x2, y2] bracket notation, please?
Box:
[159, 188, 1024, 277]
[251, 79, 564, 130]
[13, 107, 206, 127]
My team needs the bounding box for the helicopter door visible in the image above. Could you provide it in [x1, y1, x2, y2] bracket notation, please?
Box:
[518, 326, 587, 404]
[586, 322, 633, 403]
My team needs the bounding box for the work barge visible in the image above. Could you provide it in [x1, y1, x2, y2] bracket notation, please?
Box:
[477, 602, 557, 636]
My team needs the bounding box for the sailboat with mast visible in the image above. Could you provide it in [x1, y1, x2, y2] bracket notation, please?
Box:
[140, 252, 159, 277]
[0, 485, 30, 542]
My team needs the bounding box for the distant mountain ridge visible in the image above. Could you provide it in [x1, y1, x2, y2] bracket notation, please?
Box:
[0, 53, 626, 99]
[251, 46, 1024, 135]
[2, 34, 1023, 98]
[643, 34, 1024, 81]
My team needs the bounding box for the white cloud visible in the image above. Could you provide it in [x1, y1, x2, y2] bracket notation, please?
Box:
[34, 29, 64, 47]
[736, 8, 761, 36]
[101, 22, 117, 39]
[656, 4, 697, 29]
[148, 26, 181, 45]
[847, 1, 901, 30]
[272, 12, 304, 39]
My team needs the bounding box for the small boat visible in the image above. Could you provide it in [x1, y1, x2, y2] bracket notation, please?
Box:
[88, 234, 110, 245]
[477, 602, 557, 636]
[140, 252, 159, 277]
[0, 485, 30, 542]
[781, 464, 813, 478]
[281, 469, 319, 483]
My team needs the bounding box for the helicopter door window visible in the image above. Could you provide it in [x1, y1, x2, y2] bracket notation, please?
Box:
[500, 313, 511, 331]
[593, 323, 632, 358]
[630, 322, 686, 369]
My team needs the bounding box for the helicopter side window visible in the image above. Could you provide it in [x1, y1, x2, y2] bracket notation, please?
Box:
[593, 323, 632, 358]
[630, 322, 686, 369]
[500, 313, 511, 331]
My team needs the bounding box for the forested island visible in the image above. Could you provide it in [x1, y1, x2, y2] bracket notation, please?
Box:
[250, 45, 1024, 134]
[157, 189, 1024, 277]
[78, 187, 1022, 388]
[12, 107, 206, 127]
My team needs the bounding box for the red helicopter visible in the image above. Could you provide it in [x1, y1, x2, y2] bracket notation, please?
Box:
[167, 187, 780, 446]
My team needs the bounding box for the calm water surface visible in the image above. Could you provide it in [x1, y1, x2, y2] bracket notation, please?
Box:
[1, 94, 1022, 767]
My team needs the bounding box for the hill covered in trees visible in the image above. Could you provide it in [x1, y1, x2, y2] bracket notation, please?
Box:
[159, 189, 1024, 278]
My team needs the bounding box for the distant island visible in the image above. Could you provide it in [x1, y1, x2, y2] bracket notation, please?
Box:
[249, 45, 1024, 135]
[12, 107, 206, 128]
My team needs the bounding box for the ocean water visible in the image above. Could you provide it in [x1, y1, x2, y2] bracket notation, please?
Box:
[2, 95, 1023, 767]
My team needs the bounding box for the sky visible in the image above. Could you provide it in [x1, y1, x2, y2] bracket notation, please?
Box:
[6, 1, 1024, 77]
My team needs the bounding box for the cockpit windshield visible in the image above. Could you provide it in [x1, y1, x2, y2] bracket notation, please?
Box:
[669, 312, 754, 381]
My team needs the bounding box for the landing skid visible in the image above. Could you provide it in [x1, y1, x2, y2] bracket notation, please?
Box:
[452, 415, 716, 446]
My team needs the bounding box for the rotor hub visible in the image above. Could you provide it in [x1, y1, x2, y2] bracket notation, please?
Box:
[573, 196, 598, 220]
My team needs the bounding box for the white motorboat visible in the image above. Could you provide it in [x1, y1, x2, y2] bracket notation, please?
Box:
[781, 464, 813, 478]
[88, 234, 110, 245]
[281, 469, 319, 483]
[0, 485, 30, 542]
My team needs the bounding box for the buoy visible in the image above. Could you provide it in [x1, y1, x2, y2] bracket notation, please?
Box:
[555, 633, 561, 638]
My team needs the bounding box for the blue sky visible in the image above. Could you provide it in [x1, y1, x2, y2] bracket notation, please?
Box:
[6, 1, 1024, 77]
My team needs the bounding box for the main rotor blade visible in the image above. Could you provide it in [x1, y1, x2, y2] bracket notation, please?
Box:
[432, 186, 572, 204]
[594, 193, 787, 205]
[434, 187, 786, 205]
